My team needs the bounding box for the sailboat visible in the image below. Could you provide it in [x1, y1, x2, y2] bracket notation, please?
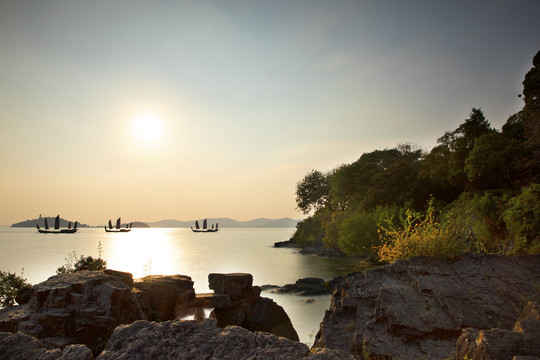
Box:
[36, 215, 78, 234]
[191, 218, 219, 233]
[105, 217, 132, 232]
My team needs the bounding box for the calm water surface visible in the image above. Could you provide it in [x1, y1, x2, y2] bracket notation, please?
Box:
[0, 227, 362, 344]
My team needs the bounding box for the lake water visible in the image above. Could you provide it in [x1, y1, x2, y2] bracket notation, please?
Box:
[0, 227, 362, 344]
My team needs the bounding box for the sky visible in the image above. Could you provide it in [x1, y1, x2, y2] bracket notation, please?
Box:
[1, 0, 539, 226]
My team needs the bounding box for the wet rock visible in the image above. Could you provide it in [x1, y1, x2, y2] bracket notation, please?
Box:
[274, 238, 300, 248]
[133, 274, 194, 321]
[276, 277, 330, 295]
[314, 254, 540, 359]
[0, 270, 144, 356]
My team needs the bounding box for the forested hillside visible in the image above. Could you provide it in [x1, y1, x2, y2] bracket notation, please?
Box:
[293, 51, 540, 261]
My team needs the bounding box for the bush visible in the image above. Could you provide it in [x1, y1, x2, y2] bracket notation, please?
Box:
[0, 270, 31, 308]
[502, 184, 540, 254]
[376, 202, 474, 263]
[56, 242, 107, 274]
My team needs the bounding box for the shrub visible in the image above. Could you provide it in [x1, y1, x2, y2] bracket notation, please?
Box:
[502, 184, 540, 254]
[0, 270, 31, 308]
[56, 242, 107, 274]
[376, 202, 474, 263]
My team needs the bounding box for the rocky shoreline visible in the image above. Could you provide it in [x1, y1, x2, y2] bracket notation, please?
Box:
[1, 254, 539, 359]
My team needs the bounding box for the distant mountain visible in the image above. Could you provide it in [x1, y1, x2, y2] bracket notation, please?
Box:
[146, 217, 300, 228]
[11, 216, 90, 228]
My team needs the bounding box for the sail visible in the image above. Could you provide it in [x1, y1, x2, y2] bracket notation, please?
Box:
[203, 219, 207, 230]
[68, 222, 72, 229]
[74, 221, 78, 230]
[116, 218, 121, 229]
[108, 220, 113, 229]
[45, 218, 49, 230]
[55, 215, 60, 230]
[216, 223, 219, 229]
[195, 220, 200, 229]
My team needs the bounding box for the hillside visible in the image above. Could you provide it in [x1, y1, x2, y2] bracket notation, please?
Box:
[147, 217, 300, 228]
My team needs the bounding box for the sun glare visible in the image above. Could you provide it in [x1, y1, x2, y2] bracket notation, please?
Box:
[132, 113, 163, 143]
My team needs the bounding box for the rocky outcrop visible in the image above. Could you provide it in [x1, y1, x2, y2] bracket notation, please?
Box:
[314, 254, 540, 359]
[96, 319, 350, 360]
[0, 331, 93, 360]
[133, 274, 194, 321]
[275, 277, 331, 295]
[455, 301, 540, 360]
[0, 270, 305, 358]
[208, 273, 300, 341]
[0, 270, 144, 356]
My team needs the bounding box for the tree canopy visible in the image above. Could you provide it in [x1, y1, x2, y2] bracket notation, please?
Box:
[293, 50, 540, 259]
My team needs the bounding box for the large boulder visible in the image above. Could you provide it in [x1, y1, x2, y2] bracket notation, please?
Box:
[208, 273, 300, 341]
[133, 274, 194, 321]
[0, 331, 94, 360]
[96, 319, 350, 360]
[0, 270, 144, 356]
[314, 254, 540, 359]
[455, 302, 540, 360]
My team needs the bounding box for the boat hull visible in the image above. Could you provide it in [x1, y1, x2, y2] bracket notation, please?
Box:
[38, 229, 77, 234]
[191, 229, 219, 233]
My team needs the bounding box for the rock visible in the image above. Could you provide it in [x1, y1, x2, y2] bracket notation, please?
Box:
[209, 273, 253, 301]
[0, 331, 94, 360]
[0, 331, 62, 359]
[314, 254, 540, 359]
[0, 270, 144, 356]
[455, 302, 540, 360]
[103, 269, 133, 287]
[96, 319, 349, 359]
[274, 238, 301, 248]
[276, 277, 330, 295]
[208, 273, 300, 341]
[133, 274, 194, 321]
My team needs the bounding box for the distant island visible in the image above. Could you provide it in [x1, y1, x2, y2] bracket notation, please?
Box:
[11, 215, 90, 228]
[146, 217, 300, 228]
[10, 216, 300, 228]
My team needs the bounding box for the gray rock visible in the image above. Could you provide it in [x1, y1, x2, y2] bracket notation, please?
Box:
[96, 319, 348, 360]
[133, 274, 194, 321]
[314, 254, 540, 359]
[0, 270, 144, 356]
[209, 273, 253, 301]
[455, 302, 540, 360]
[207, 273, 299, 341]
[0, 331, 62, 360]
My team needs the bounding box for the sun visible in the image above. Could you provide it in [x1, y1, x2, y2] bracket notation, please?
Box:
[131, 113, 164, 144]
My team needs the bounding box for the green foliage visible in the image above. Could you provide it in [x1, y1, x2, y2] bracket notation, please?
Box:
[0, 270, 31, 308]
[295, 169, 334, 214]
[376, 203, 474, 263]
[465, 132, 518, 190]
[291, 51, 540, 260]
[335, 206, 403, 256]
[502, 184, 540, 254]
[292, 215, 325, 246]
[56, 242, 107, 274]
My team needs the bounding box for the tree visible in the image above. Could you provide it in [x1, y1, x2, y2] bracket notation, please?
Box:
[0, 271, 31, 308]
[295, 169, 334, 214]
[464, 132, 517, 190]
[437, 108, 493, 190]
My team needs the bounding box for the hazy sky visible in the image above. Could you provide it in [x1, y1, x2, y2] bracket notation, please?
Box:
[1, 0, 539, 226]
